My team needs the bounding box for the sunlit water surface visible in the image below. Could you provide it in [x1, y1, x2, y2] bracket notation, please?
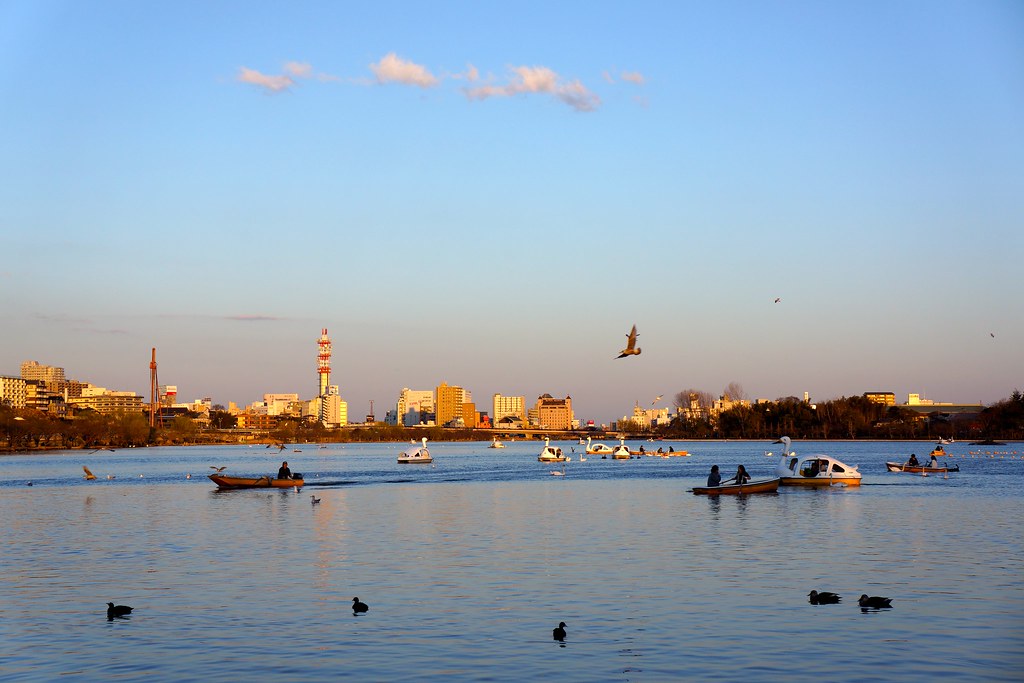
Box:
[2, 440, 1022, 681]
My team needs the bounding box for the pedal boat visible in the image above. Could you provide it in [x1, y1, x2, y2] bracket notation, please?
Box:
[538, 438, 568, 462]
[398, 437, 432, 463]
[773, 436, 862, 487]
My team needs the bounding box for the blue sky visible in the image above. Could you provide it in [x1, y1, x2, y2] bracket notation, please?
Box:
[1, 1, 1021, 423]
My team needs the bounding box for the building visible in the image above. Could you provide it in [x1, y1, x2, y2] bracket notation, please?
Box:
[263, 393, 299, 416]
[20, 360, 65, 387]
[493, 394, 525, 423]
[461, 401, 477, 429]
[310, 386, 348, 427]
[864, 392, 896, 406]
[436, 382, 467, 427]
[68, 386, 144, 413]
[534, 394, 573, 430]
[395, 388, 435, 426]
[0, 375, 27, 408]
[236, 412, 279, 430]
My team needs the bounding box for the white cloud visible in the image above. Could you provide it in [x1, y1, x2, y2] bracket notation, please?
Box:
[237, 67, 294, 93]
[370, 53, 439, 88]
[284, 61, 313, 78]
[464, 65, 601, 112]
[620, 70, 646, 85]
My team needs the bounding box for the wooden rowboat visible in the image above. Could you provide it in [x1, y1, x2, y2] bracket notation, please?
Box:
[209, 474, 304, 489]
[691, 478, 780, 495]
[885, 462, 959, 474]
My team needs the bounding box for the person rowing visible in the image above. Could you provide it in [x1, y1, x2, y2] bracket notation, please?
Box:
[722, 464, 751, 485]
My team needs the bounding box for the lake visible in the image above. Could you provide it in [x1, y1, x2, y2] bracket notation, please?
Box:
[1, 439, 1022, 681]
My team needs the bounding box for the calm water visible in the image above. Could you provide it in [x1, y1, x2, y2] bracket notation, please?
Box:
[2, 440, 1022, 681]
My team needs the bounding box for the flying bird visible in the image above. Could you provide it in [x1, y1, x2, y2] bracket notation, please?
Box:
[209, 466, 227, 473]
[990, 332, 995, 338]
[652, 395, 663, 405]
[352, 597, 369, 613]
[808, 590, 841, 604]
[858, 594, 893, 609]
[617, 325, 641, 358]
[553, 622, 567, 641]
[107, 602, 133, 619]
[83, 466, 96, 481]
[774, 297, 781, 303]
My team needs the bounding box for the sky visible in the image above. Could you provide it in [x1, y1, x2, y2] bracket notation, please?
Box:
[1, 1, 1022, 424]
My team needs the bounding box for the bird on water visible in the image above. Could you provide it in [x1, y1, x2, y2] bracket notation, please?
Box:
[858, 594, 892, 609]
[107, 602, 133, 619]
[808, 590, 841, 604]
[310, 495, 321, 505]
[352, 597, 369, 613]
[616, 325, 641, 358]
[553, 622, 567, 641]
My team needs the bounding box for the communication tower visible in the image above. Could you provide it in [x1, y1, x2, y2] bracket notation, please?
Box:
[148, 348, 162, 428]
[317, 328, 332, 397]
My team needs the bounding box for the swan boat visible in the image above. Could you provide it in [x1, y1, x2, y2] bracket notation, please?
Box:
[398, 437, 432, 464]
[886, 461, 960, 474]
[209, 473, 304, 489]
[538, 438, 568, 462]
[773, 436, 862, 487]
[691, 478, 780, 495]
[488, 437, 506, 449]
[610, 439, 632, 459]
[585, 436, 614, 456]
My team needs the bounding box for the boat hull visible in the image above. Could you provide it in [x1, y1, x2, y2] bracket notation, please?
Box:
[538, 456, 568, 462]
[780, 476, 862, 487]
[691, 478, 780, 495]
[886, 462, 959, 473]
[398, 456, 433, 464]
[209, 474, 303, 489]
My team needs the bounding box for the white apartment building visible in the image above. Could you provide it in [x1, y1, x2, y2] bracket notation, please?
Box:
[492, 393, 525, 422]
[264, 393, 299, 416]
[1, 375, 28, 408]
[397, 388, 435, 427]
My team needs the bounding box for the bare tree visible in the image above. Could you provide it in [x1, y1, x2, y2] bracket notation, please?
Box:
[674, 389, 714, 410]
[723, 382, 748, 402]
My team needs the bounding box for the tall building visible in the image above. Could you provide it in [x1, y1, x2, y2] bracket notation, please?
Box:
[317, 328, 332, 398]
[264, 393, 299, 416]
[436, 382, 466, 427]
[493, 394, 525, 422]
[0, 375, 27, 408]
[535, 394, 573, 430]
[20, 360, 66, 395]
[396, 388, 435, 426]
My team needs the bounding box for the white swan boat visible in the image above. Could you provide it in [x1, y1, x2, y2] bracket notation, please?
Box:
[585, 436, 614, 455]
[538, 438, 568, 462]
[610, 439, 632, 460]
[398, 437, 432, 464]
[488, 437, 506, 449]
[773, 436, 861, 486]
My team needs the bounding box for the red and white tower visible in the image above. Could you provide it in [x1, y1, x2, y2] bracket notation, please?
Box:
[317, 328, 332, 398]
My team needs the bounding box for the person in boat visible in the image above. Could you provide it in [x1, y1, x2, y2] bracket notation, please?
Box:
[907, 453, 920, 467]
[724, 465, 751, 485]
[929, 453, 939, 468]
[277, 461, 292, 480]
[668, 446, 674, 453]
[707, 465, 722, 487]
[657, 447, 664, 454]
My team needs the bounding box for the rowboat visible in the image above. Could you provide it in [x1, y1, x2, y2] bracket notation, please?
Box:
[209, 474, 304, 489]
[885, 461, 960, 473]
[691, 478, 780, 495]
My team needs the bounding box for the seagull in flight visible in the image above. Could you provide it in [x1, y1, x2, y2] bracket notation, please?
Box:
[617, 325, 641, 358]
[83, 466, 96, 480]
[652, 395, 663, 405]
[209, 466, 228, 473]
[774, 297, 781, 304]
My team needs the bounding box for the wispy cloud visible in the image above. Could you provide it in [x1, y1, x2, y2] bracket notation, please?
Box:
[283, 61, 313, 79]
[464, 65, 601, 112]
[620, 70, 646, 85]
[225, 315, 282, 322]
[370, 53, 439, 88]
[237, 66, 294, 93]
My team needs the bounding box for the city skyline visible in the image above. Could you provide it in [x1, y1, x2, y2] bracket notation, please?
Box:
[2, 2, 1021, 424]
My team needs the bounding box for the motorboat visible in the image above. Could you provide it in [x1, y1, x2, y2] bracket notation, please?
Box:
[773, 436, 862, 487]
[538, 438, 568, 462]
[691, 478, 780, 495]
[585, 436, 614, 455]
[610, 439, 631, 460]
[209, 473, 304, 489]
[886, 461, 960, 474]
[398, 437, 432, 464]
[488, 437, 506, 449]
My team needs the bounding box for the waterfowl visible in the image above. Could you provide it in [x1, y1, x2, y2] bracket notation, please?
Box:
[858, 594, 892, 609]
[310, 495, 321, 505]
[808, 590, 841, 604]
[107, 602, 133, 618]
[553, 622, 567, 641]
[352, 597, 369, 613]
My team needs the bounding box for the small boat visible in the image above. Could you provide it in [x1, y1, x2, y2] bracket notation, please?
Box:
[691, 478, 780, 495]
[937, 438, 954, 445]
[886, 461, 960, 473]
[488, 437, 506, 449]
[209, 474, 304, 489]
[929, 445, 948, 457]
[773, 436, 862, 487]
[538, 438, 567, 462]
[398, 437, 432, 464]
[585, 436, 614, 455]
[611, 439, 631, 459]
